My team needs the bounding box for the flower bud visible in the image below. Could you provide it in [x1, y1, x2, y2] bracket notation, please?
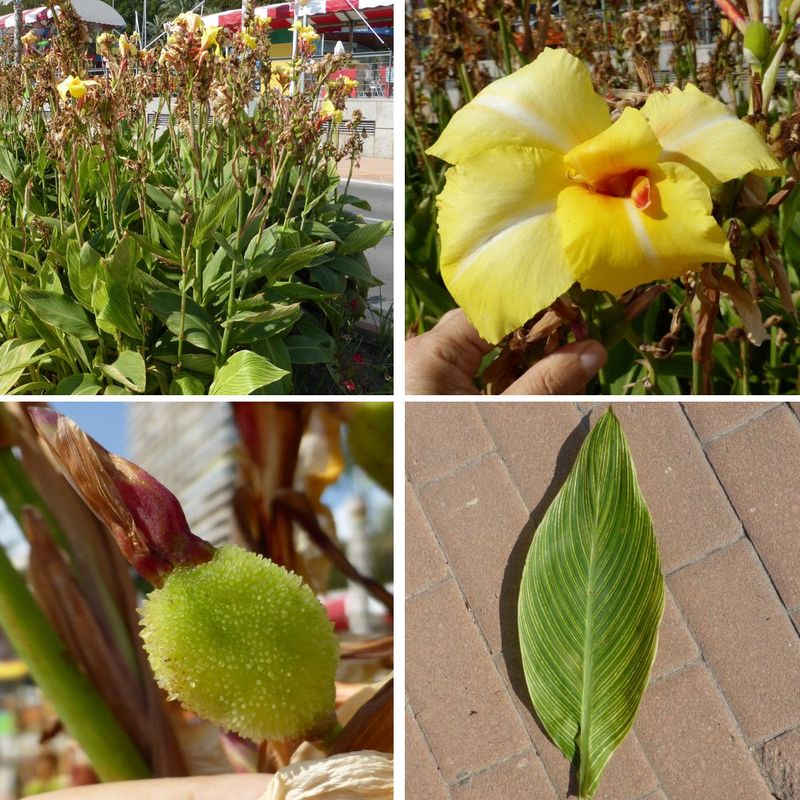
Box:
[744, 21, 772, 63]
[29, 408, 214, 587]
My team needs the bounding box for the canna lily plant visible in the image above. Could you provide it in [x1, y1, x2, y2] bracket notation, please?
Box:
[429, 47, 782, 346]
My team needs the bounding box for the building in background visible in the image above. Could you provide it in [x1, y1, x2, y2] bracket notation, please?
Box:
[128, 403, 238, 546]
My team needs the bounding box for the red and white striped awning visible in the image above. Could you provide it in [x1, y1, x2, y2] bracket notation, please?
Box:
[0, 0, 125, 28]
[202, 0, 393, 32]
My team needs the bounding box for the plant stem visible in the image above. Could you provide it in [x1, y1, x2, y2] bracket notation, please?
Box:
[497, 8, 513, 74]
[692, 356, 703, 395]
[0, 449, 67, 550]
[739, 338, 750, 394]
[769, 326, 780, 393]
[0, 543, 149, 782]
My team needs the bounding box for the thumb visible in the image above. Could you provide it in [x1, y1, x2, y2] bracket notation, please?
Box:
[504, 340, 607, 395]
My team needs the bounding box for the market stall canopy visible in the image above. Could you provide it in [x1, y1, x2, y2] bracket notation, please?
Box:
[202, 0, 393, 33]
[0, 0, 125, 29]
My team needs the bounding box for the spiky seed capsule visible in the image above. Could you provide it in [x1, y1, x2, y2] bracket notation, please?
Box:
[140, 545, 339, 742]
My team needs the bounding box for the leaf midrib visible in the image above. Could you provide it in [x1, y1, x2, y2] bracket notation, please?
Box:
[578, 520, 597, 796]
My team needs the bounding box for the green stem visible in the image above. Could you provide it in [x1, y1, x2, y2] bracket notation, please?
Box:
[0, 543, 149, 782]
[0, 449, 67, 550]
[219, 251, 239, 363]
[457, 61, 475, 102]
[739, 338, 750, 394]
[769, 326, 780, 393]
[497, 8, 513, 75]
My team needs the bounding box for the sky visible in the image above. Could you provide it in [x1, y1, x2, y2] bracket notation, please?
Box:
[51, 403, 130, 456]
[1, 403, 391, 559]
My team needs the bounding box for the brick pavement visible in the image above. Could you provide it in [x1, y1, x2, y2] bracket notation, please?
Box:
[406, 402, 800, 800]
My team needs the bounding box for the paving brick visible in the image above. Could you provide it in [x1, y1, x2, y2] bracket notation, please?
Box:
[635, 664, 773, 800]
[406, 403, 495, 487]
[587, 404, 742, 573]
[669, 539, 800, 743]
[760, 728, 800, 800]
[492, 654, 659, 800]
[650, 587, 699, 681]
[638, 793, 667, 800]
[418, 456, 530, 655]
[705, 405, 800, 609]
[449, 749, 556, 800]
[683, 401, 778, 442]
[407, 579, 530, 782]
[477, 403, 584, 511]
[406, 482, 450, 597]
[406, 708, 451, 800]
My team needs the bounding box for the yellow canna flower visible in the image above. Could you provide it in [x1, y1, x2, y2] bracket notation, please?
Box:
[118, 32, 138, 58]
[200, 25, 221, 52]
[428, 48, 783, 344]
[322, 99, 343, 124]
[21, 30, 39, 46]
[176, 11, 204, 35]
[416, 7, 433, 19]
[291, 19, 319, 42]
[242, 30, 257, 48]
[269, 61, 292, 94]
[56, 74, 98, 101]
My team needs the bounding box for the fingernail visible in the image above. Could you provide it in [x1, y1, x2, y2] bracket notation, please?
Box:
[578, 341, 607, 378]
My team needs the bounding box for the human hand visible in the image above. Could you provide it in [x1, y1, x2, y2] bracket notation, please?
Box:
[406, 309, 607, 395]
[37, 774, 272, 800]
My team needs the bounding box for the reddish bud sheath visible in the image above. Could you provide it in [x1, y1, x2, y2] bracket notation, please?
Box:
[29, 407, 214, 587]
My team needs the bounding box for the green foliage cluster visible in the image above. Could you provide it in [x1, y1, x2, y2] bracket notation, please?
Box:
[0, 10, 391, 394]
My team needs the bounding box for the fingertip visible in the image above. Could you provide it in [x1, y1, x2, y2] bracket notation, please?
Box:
[576, 339, 607, 380]
[504, 339, 607, 395]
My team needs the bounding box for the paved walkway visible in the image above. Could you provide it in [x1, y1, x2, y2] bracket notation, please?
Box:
[338, 156, 393, 184]
[406, 402, 800, 800]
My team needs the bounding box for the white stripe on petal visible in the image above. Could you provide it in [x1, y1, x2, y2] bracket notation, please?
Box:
[450, 203, 556, 285]
[626, 202, 658, 262]
[475, 95, 571, 152]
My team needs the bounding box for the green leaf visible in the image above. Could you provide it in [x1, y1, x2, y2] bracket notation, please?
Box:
[518, 408, 664, 799]
[169, 373, 207, 395]
[0, 147, 18, 182]
[336, 193, 371, 210]
[146, 291, 221, 353]
[127, 231, 182, 267]
[339, 220, 392, 255]
[193, 180, 238, 248]
[109, 236, 139, 287]
[99, 351, 147, 393]
[95, 279, 143, 341]
[55, 374, 102, 395]
[0, 339, 44, 394]
[209, 350, 288, 395]
[326, 255, 382, 287]
[247, 241, 337, 285]
[21, 290, 98, 341]
[224, 303, 301, 326]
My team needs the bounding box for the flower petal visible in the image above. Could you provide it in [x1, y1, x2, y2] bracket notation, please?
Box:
[428, 48, 610, 164]
[437, 146, 574, 343]
[563, 107, 661, 183]
[641, 83, 783, 184]
[558, 162, 733, 295]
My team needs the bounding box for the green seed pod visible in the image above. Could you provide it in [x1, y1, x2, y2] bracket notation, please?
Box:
[744, 21, 772, 63]
[140, 545, 339, 742]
